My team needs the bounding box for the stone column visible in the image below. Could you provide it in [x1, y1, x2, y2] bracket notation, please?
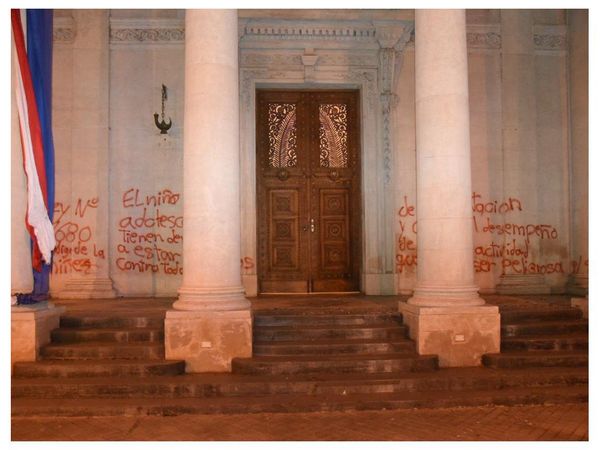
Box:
[496, 10, 550, 295]
[165, 10, 252, 373]
[399, 10, 499, 367]
[55, 10, 116, 298]
[567, 10, 588, 296]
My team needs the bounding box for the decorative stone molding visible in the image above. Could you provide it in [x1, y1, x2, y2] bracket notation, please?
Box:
[466, 31, 501, 49]
[533, 25, 567, 51]
[380, 93, 397, 184]
[373, 22, 412, 185]
[240, 19, 377, 42]
[317, 53, 378, 67]
[53, 16, 75, 43]
[378, 47, 396, 93]
[374, 21, 413, 50]
[239, 64, 383, 294]
[241, 53, 303, 67]
[465, 25, 502, 50]
[110, 19, 184, 45]
[301, 50, 319, 83]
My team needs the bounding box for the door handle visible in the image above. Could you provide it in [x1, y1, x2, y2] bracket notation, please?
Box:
[310, 218, 315, 233]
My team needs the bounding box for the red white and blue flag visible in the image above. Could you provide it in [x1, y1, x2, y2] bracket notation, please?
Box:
[12, 9, 56, 303]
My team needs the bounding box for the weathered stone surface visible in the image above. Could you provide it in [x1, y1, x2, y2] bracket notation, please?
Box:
[399, 303, 500, 367]
[571, 297, 588, 319]
[165, 309, 252, 373]
[11, 303, 65, 371]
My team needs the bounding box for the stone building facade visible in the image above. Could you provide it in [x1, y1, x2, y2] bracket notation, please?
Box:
[11, 9, 588, 370]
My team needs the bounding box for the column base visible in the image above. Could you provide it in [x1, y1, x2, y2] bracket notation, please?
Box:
[496, 274, 551, 295]
[242, 275, 258, 297]
[54, 277, 117, 299]
[173, 286, 251, 311]
[571, 296, 588, 319]
[165, 309, 252, 373]
[567, 274, 588, 297]
[362, 273, 397, 295]
[408, 284, 485, 307]
[11, 301, 66, 372]
[399, 302, 500, 367]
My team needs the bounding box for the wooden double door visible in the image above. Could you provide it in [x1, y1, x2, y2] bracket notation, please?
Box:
[256, 90, 361, 293]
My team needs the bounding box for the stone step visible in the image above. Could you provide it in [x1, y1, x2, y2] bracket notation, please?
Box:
[501, 320, 588, 337]
[254, 323, 408, 342]
[500, 308, 582, 324]
[40, 342, 165, 360]
[51, 327, 164, 344]
[232, 353, 438, 375]
[11, 367, 588, 400]
[253, 338, 415, 356]
[501, 334, 588, 352]
[12, 359, 185, 378]
[253, 313, 402, 327]
[11, 384, 588, 417]
[482, 351, 588, 369]
[60, 315, 165, 329]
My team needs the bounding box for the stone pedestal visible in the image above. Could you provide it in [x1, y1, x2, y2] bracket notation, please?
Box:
[164, 10, 252, 373]
[402, 10, 500, 366]
[363, 273, 397, 295]
[496, 274, 551, 295]
[11, 301, 65, 372]
[571, 296, 588, 319]
[165, 310, 252, 372]
[400, 302, 500, 367]
[56, 278, 116, 299]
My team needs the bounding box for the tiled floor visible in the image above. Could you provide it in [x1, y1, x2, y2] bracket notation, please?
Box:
[11, 403, 588, 441]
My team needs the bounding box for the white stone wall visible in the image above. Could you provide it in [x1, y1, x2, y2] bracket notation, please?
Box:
[108, 10, 185, 296]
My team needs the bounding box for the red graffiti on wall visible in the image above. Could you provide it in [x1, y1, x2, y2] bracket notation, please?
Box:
[115, 187, 183, 276]
[241, 256, 255, 272]
[396, 192, 570, 278]
[570, 256, 589, 275]
[52, 197, 104, 275]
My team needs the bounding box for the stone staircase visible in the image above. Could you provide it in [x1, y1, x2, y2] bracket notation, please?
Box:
[233, 313, 438, 376]
[482, 306, 588, 369]
[12, 305, 588, 417]
[12, 313, 185, 380]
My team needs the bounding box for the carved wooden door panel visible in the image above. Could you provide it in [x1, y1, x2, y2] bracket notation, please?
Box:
[257, 90, 360, 293]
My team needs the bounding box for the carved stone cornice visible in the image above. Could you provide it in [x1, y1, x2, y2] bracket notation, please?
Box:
[109, 19, 184, 45]
[533, 25, 567, 51]
[240, 19, 377, 42]
[53, 16, 75, 43]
